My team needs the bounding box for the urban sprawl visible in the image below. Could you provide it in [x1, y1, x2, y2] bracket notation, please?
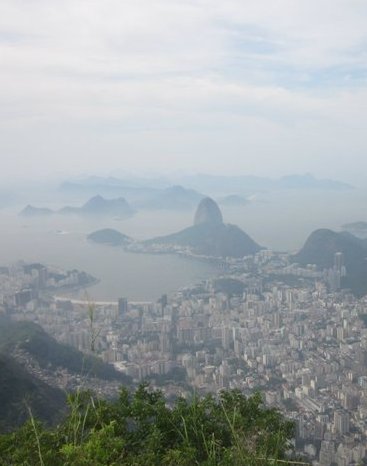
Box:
[1, 251, 366, 466]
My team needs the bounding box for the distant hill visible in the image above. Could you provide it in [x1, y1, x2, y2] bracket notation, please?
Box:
[339, 231, 367, 249]
[145, 198, 262, 258]
[137, 185, 205, 210]
[88, 228, 132, 246]
[59, 195, 134, 217]
[278, 174, 352, 190]
[0, 354, 66, 431]
[60, 175, 168, 192]
[19, 195, 134, 219]
[342, 221, 367, 237]
[343, 221, 367, 230]
[217, 195, 249, 207]
[60, 182, 205, 211]
[61, 173, 352, 195]
[176, 173, 353, 194]
[292, 229, 367, 296]
[19, 205, 54, 217]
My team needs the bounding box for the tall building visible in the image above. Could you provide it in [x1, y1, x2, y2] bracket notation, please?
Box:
[158, 294, 168, 315]
[159, 332, 171, 353]
[319, 440, 335, 466]
[334, 410, 350, 435]
[160, 294, 168, 308]
[15, 289, 33, 307]
[334, 251, 346, 277]
[38, 267, 48, 288]
[118, 297, 128, 317]
[334, 252, 344, 271]
[222, 326, 232, 350]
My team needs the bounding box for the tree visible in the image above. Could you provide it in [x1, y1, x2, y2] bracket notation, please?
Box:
[0, 385, 301, 466]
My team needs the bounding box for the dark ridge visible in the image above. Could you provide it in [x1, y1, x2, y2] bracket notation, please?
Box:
[0, 319, 130, 382]
[0, 354, 66, 431]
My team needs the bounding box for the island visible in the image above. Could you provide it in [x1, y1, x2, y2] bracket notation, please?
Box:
[87, 228, 132, 246]
[19, 195, 134, 219]
[141, 197, 262, 258]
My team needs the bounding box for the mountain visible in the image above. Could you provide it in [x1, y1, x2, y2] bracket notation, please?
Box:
[59, 174, 352, 207]
[60, 182, 205, 211]
[194, 197, 223, 226]
[147, 223, 261, 258]
[278, 174, 352, 190]
[59, 195, 134, 217]
[60, 175, 168, 192]
[342, 221, 367, 237]
[176, 173, 353, 194]
[88, 228, 132, 246]
[19, 205, 54, 217]
[19, 196, 134, 218]
[136, 185, 205, 210]
[60, 177, 167, 209]
[0, 319, 128, 382]
[0, 318, 132, 430]
[218, 195, 249, 207]
[292, 229, 365, 269]
[0, 354, 66, 431]
[145, 198, 262, 258]
[292, 229, 367, 296]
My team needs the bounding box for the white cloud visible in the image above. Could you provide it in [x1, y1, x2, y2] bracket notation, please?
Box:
[0, 0, 367, 181]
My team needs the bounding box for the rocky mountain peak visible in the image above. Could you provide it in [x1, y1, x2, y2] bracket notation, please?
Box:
[193, 197, 223, 226]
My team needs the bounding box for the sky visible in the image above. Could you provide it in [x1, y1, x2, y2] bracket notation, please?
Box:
[1, 0, 367, 183]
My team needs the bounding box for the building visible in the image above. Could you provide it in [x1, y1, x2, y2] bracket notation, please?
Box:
[118, 297, 128, 317]
[334, 410, 350, 435]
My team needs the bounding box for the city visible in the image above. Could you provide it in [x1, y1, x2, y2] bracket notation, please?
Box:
[1, 249, 366, 465]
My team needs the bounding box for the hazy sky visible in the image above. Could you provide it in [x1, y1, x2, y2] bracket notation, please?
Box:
[1, 0, 367, 183]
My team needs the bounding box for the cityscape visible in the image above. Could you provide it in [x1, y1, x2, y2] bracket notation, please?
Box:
[1, 243, 367, 465]
[2, 0, 367, 463]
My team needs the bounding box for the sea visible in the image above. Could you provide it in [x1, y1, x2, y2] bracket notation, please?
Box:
[0, 188, 366, 301]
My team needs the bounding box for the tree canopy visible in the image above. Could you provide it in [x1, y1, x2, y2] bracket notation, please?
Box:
[0, 384, 297, 466]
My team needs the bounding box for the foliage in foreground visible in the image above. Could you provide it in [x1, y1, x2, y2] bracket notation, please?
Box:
[0, 384, 298, 466]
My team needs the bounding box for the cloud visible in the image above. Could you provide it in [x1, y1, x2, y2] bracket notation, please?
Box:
[0, 0, 367, 181]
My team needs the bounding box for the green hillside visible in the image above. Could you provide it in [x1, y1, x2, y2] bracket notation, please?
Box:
[0, 354, 66, 432]
[0, 319, 129, 382]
